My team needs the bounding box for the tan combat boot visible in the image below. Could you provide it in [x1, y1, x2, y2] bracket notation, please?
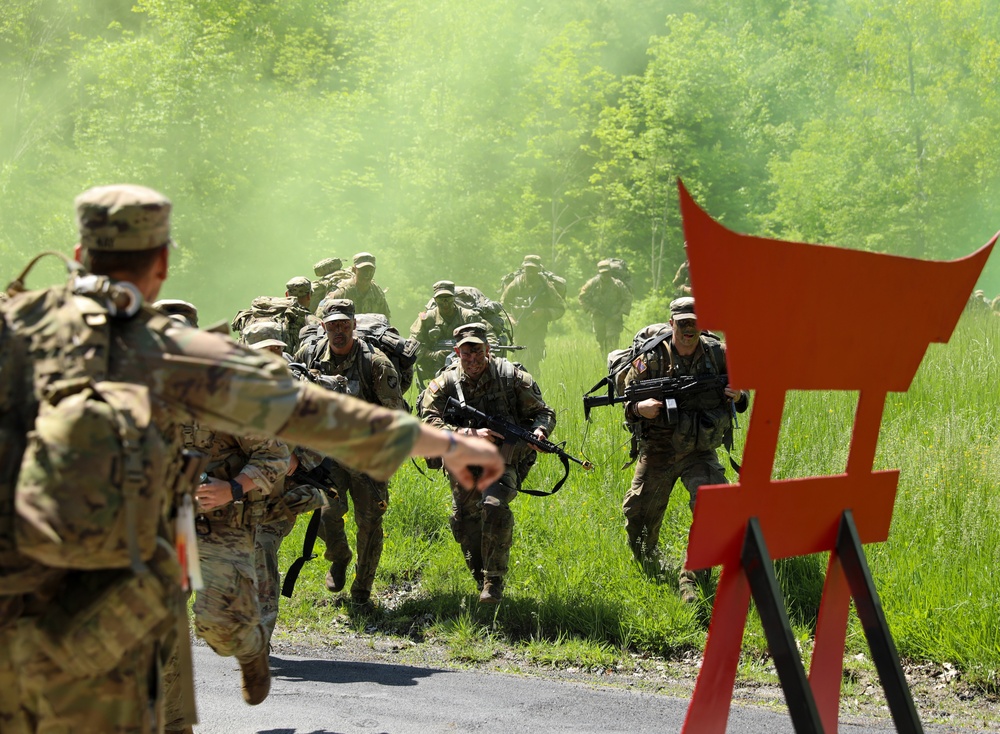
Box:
[239, 650, 271, 705]
[478, 577, 504, 605]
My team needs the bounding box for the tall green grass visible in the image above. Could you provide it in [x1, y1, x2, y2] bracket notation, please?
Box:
[274, 309, 1000, 689]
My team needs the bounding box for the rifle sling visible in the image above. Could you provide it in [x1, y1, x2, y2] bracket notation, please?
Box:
[518, 453, 570, 497]
[280, 507, 322, 598]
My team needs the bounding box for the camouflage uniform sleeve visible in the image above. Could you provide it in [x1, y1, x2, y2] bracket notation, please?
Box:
[418, 374, 455, 431]
[371, 349, 406, 411]
[513, 368, 556, 436]
[235, 434, 291, 495]
[377, 287, 391, 320]
[620, 281, 633, 316]
[408, 314, 425, 342]
[541, 280, 567, 321]
[148, 326, 419, 482]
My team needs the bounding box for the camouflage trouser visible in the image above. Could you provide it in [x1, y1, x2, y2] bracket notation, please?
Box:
[255, 515, 294, 641]
[317, 465, 389, 599]
[193, 504, 267, 662]
[623, 446, 727, 577]
[1, 612, 162, 733]
[449, 464, 519, 583]
[591, 314, 624, 353]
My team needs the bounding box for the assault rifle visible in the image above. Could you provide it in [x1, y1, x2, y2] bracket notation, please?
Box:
[281, 456, 340, 599]
[445, 396, 593, 496]
[432, 339, 525, 353]
[582, 373, 729, 422]
[287, 361, 348, 392]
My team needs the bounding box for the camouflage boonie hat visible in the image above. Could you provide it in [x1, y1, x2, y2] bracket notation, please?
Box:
[353, 252, 376, 269]
[313, 257, 342, 277]
[522, 254, 542, 269]
[432, 280, 456, 298]
[321, 298, 356, 322]
[669, 296, 697, 321]
[285, 276, 312, 297]
[453, 322, 488, 347]
[153, 299, 199, 328]
[75, 184, 173, 251]
[244, 320, 287, 350]
[597, 260, 611, 273]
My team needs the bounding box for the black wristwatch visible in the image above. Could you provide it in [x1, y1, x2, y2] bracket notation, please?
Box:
[229, 478, 245, 502]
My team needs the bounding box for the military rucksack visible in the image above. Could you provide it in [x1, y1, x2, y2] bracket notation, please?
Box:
[424, 286, 514, 345]
[0, 253, 177, 595]
[498, 268, 567, 298]
[606, 258, 632, 288]
[231, 296, 311, 354]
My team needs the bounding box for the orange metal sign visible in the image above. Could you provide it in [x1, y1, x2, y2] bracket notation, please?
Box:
[678, 180, 996, 733]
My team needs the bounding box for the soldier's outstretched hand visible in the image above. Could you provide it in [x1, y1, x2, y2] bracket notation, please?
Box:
[413, 426, 503, 490]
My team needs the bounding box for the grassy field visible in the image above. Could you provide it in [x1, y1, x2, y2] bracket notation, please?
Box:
[272, 305, 1000, 691]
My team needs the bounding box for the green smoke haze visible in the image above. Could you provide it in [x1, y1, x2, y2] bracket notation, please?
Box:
[2, 0, 999, 326]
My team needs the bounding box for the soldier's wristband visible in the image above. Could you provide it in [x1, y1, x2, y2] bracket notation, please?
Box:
[229, 479, 245, 502]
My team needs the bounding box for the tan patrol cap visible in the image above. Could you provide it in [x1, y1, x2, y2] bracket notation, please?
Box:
[453, 322, 488, 347]
[669, 296, 697, 321]
[433, 280, 456, 298]
[522, 254, 542, 269]
[285, 276, 313, 297]
[244, 321, 287, 350]
[597, 260, 611, 273]
[321, 298, 356, 322]
[153, 299, 199, 328]
[353, 252, 376, 269]
[75, 184, 173, 251]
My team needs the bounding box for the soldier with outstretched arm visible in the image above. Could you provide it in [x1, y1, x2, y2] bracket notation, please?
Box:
[0, 185, 500, 734]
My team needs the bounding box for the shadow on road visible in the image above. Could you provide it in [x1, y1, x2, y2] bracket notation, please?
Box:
[269, 655, 449, 688]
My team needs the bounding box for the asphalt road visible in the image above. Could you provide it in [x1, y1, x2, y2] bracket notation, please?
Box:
[188, 646, 916, 734]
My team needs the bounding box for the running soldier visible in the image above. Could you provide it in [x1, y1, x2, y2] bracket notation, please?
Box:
[578, 260, 633, 353]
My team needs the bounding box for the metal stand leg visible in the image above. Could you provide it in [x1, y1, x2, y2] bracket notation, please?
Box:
[836, 510, 923, 734]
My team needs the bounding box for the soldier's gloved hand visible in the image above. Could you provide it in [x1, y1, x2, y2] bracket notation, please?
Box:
[636, 398, 664, 419]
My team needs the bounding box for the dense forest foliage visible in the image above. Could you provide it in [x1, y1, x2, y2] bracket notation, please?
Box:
[2, 0, 999, 323]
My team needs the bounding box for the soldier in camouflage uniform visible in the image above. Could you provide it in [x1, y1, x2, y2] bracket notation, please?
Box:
[621, 297, 748, 603]
[578, 260, 633, 353]
[186, 426, 290, 703]
[672, 260, 692, 297]
[0, 185, 503, 734]
[409, 280, 479, 383]
[321, 252, 391, 321]
[309, 257, 344, 311]
[419, 323, 556, 604]
[500, 255, 565, 373]
[240, 322, 327, 642]
[294, 299, 406, 605]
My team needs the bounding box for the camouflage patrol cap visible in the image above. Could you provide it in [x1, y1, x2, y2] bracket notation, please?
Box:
[321, 298, 356, 322]
[453, 322, 489, 347]
[353, 252, 376, 269]
[597, 260, 611, 273]
[75, 184, 173, 251]
[285, 276, 313, 297]
[153, 299, 199, 328]
[669, 296, 697, 321]
[522, 254, 542, 269]
[433, 280, 456, 298]
[244, 320, 287, 350]
[313, 257, 342, 277]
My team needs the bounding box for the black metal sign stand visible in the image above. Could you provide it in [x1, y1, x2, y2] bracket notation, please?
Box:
[741, 510, 923, 733]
